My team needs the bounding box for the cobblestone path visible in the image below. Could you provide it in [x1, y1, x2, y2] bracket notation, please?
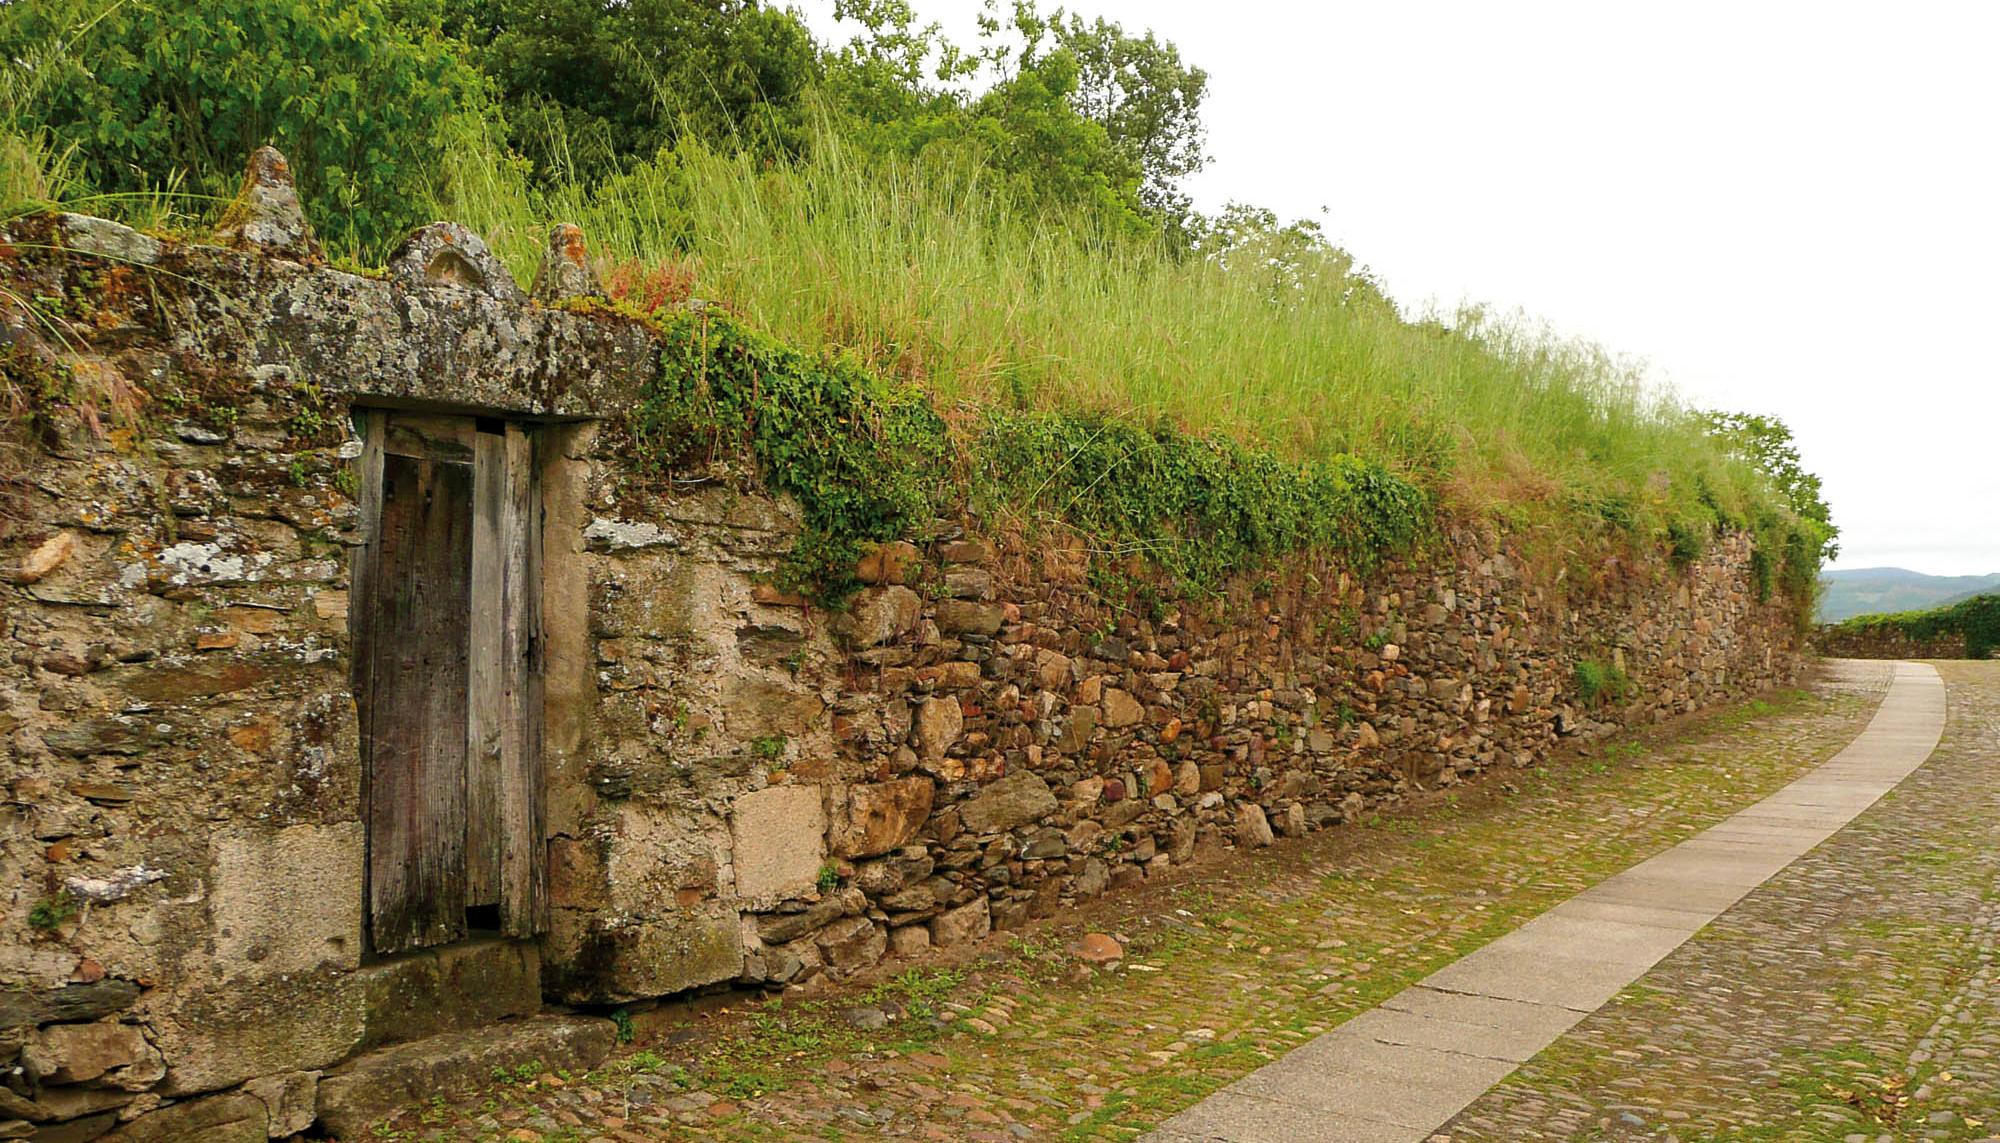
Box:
[383, 668, 1892, 1142]
[1442, 659, 2000, 1143]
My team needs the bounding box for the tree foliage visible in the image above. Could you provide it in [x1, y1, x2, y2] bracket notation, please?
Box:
[423, 0, 822, 183]
[1, 0, 1221, 250]
[1702, 411, 1838, 561]
[0, 0, 494, 259]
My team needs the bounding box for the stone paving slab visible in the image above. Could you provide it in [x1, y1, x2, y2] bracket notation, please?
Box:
[1334, 1003, 1574, 1064]
[1144, 660, 1945, 1143]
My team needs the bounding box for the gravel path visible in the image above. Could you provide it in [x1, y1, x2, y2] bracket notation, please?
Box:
[1443, 659, 2000, 1143]
[374, 664, 1899, 1142]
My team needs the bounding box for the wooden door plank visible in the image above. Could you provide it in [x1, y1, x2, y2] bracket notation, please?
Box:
[349, 410, 387, 719]
[349, 411, 386, 938]
[465, 429, 506, 907]
[498, 424, 548, 936]
[366, 453, 474, 954]
[383, 413, 477, 463]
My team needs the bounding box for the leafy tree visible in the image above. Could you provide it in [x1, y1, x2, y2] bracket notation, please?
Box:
[1193, 203, 1392, 311]
[425, 0, 822, 183]
[1040, 7, 1207, 220]
[0, 0, 495, 259]
[821, 0, 1207, 235]
[1702, 410, 1839, 561]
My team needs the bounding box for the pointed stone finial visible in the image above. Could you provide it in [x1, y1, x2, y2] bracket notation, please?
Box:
[388, 222, 526, 304]
[530, 223, 603, 304]
[214, 146, 318, 260]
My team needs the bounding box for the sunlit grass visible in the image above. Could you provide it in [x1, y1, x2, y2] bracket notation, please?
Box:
[432, 121, 1777, 540]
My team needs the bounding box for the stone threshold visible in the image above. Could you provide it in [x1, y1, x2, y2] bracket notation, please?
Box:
[1141, 659, 1947, 1143]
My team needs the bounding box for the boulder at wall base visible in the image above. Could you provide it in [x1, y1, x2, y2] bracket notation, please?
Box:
[930, 897, 991, 947]
[1235, 803, 1275, 848]
[316, 1016, 616, 1139]
[957, 771, 1058, 835]
[102, 1090, 266, 1142]
[816, 916, 888, 971]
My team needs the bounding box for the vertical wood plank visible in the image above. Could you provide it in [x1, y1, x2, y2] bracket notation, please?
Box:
[349, 411, 386, 941]
[348, 411, 386, 703]
[499, 424, 548, 936]
[465, 429, 506, 908]
[366, 452, 474, 954]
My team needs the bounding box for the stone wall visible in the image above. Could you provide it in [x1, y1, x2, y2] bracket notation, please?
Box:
[1813, 624, 1967, 660]
[559, 509, 1800, 1003]
[0, 170, 1805, 1138]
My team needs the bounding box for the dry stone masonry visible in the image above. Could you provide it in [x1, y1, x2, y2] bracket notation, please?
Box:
[0, 152, 1805, 1138]
[1814, 624, 1968, 660]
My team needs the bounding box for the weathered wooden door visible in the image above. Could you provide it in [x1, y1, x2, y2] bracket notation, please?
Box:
[352, 411, 547, 956]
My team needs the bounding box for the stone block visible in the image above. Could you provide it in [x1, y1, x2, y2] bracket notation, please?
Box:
[317, 1016, 615, 1139]
[855, 541, 920, 585]
[104, 1090, 265, 1142]
[816, 917, 887, 971]
[1055, 706, 1098, 753]
[1035, 650, 1073, 691]
[943, 567, 995, 600]
[26, 1111, 116, 1141]
[242, 1070, 317, 1138]
[938, 538, 994, 564]
[929, 897, 991, 947]
[22, 1023, 161, 1089]
[731, 785, 827, 900]
[1235, 803, 1275, 847]
[1101, 689, 1145, 727]
[957, 771, 1057, 835]
[756, 897, 845, 944]
[27, 1085, 131, 1121]
[153, 973, 364, 1096]
[914, 697, 963, 761]
[835, 585, 922, 646]
[0, 981, 140, 1031]
[832, 778, 935, 858]
[354, 938, 541, 1052]
[935, 601, 1005, 636]
[888, 925, 931, 958]
[210, 823, 364, 977]
[545, 907, 743, 1005]
[720, 675, 824, 741]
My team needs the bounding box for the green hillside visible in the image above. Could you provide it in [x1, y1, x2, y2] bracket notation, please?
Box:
[1828, 593, 2000, 660]
[1817, 568, 2000, 623]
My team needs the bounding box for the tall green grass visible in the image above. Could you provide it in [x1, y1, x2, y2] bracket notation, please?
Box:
[0, 66, 1793, 558]
[433, 123, 1775, 540]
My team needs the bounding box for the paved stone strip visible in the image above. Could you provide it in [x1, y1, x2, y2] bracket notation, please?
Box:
[1145, 660, 1945, 1143]
[1446, 658, 2000, 1141]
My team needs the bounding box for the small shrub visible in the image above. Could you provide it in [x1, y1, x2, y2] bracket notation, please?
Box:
[1573, 659, 1633, 707]
[1666, 520, 1707, 570]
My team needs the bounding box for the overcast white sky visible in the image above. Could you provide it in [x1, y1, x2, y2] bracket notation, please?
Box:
[797, 0, 2000, 575]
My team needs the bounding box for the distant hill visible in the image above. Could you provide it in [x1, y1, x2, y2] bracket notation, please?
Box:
[1818, 567, 2000, 623]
